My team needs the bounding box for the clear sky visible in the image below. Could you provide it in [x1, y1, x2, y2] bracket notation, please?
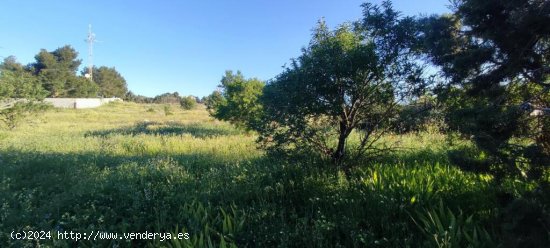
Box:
[0, 0, 450, 97]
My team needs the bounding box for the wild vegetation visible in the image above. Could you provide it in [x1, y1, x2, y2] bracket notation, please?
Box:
[0, 102, 536, 247]
[125, 91, 200, 108]
[4, 46, 129, 99]
[0, 46, 129, 129]
[1, 0, 549, 247]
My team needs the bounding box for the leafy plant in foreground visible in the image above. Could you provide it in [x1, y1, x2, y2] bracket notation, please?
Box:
[412, 201, 495, 248]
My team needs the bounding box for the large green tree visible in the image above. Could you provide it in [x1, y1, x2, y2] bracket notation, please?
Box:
[68, 76, 100, 98]
[33, 49, 66, 96]
[85, 66, 128, 98]
[419, 0, 550, 182]
[257, 2, 424, 169]
[31, 45, 97, 97]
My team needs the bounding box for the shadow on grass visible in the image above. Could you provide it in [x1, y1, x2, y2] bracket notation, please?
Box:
[0, 148, 265, 247]
[85, 121, 241, 138]
[0, 147, 505, 248]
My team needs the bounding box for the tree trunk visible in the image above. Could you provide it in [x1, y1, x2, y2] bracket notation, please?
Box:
[332, 121, 350, 165]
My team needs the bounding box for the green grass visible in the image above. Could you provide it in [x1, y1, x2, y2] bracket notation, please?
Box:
[0, 102, 524, 247]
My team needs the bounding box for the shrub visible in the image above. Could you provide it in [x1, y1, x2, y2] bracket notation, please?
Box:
[206, 71, 264, 130]
[180, 96, 197, 110]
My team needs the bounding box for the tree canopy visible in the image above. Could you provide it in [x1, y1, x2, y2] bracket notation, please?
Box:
[85, 66, 128, 98]
[255, 4, 424, 168]
[31, 45, 87, 97]
[206, 70, 264, 130]
[419, 0, 550, 182]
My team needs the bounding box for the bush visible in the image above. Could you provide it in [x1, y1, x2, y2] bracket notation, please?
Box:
[180, 96, 197, 110]
[206, 71, 264, 130]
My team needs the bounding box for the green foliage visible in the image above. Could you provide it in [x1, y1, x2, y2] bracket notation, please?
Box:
[207, 71, 264, 130]
[68, 76, 100, 98]
[180, 96, 197, 110]
[418, 0, 550, 183]
[18, 45, 128, 99]
[126, 92, 201, 106]
[126, 91, 154, 103]
[87, 66, 128, 98]
[0, 56, 25, 72]
[149, 201, 244, 248]
[412, 201, 495, 248]
[31, 45, 96, 98]
[1, 1, 549, 247]
[0, 68, 49, 129]
[394, 94, 445, 134]
[204, 91, 224, 114]
[258, 4, 424, 167]
[1, 102, 523, 247]
[155, 92, 181, 104]
[32, 46, 81, 74]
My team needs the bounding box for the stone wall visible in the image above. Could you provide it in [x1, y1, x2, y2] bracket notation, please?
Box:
[44, 98, 122, 109]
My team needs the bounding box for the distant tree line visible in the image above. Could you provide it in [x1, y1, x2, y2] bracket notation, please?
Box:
[125, 91, 199, 110]
[0, 45, 129, 128]
[1, 45, 128, 98]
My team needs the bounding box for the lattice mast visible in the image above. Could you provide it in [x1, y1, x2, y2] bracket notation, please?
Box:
[85, 24, 96, 81]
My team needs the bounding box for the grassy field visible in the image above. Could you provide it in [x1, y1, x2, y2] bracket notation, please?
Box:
[0, 102, 531, 247]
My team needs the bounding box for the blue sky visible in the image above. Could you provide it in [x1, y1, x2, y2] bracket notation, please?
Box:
[0, 1, 450, 97]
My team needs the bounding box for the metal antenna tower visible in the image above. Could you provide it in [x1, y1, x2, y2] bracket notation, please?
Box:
[85, 24, 96, 81]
